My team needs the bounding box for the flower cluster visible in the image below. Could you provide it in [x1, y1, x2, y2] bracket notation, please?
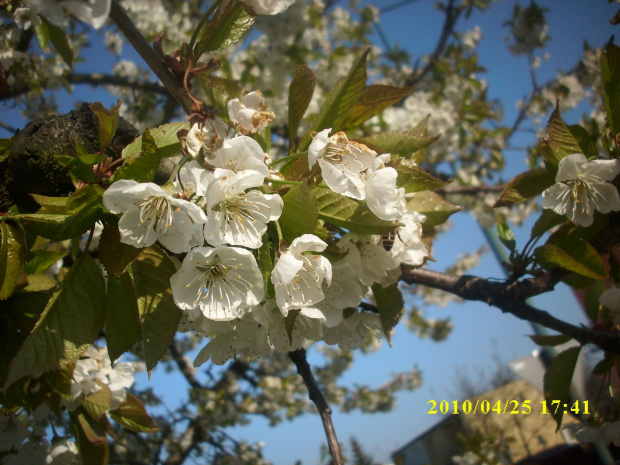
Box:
[102, 92, 428, 366]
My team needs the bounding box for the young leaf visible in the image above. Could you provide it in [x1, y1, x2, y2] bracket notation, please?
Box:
[122, 121, 189, 159]
[196, 0, 254, 53]
[538, 104, 582, 166]
[339, 84, 414, 130]
[132, 245, 182, 373]
[302, 47, 370, 149]
[83, 383, 112, 421]
[530, 209, 565, 239]
[41, 16, 73, 67]
[98, 223, 143, 276]
[106, 273, 142, 363]
[109, 393, 159, 433]
[315, 187, 398, 235]
[110, 128, 161, 183]
[0, 222, 26, 300]
[393, 157, 450, 193]
[34, 19, 50, 50]
[24, 249, 67, 275]
[4, 254, 106, 389]
[543, 346, 581, 430]
[534, 243, 607, 280]
[198, 74, 243, 117]
[496, 223, 516, 252]
[528, 334, 572, 346]
[279, 183, 318, 243]
[405, 191, 462, 227]
[0, 138, 13, 163]
[90, 101, 121, 152]
[71, 411, 109, 465]
[288, 65, 316, 151]
[55, 154, 96, 184]
[371, 283, 404, 346]
[492, 168, 555, 207]
[600, 37, 620, 137]
[361, 122, 440, 159]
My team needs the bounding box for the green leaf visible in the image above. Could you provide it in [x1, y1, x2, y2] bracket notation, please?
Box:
[584, 279, 605, 322]
[600, 37, 620, 136]
[339, 84, 414, 130]
[106, 273, 142, 363]
[543, 346, 581, 430]
[16, 186, 105, 241]
[534, 243, 607, 280]
[0, 222, 26, 300]
[393, 157, 450, 193]
[110, 128, 161, 183]
[4, 255, 106, 389]
[97, 223, 143, 276]
[529, 334, 572, 346]
[83, 383, 111, 421]
[302, 47, 370, 149]
[71, 411, 109, 465]
[279, 183, 318, 243]
[497, 223, 516, 252]
[361, 116, 440, 159]
[109, 393, 159, 433]
[257, 235, 275, 299]
[0, 138, 13, 163]
[122, 122, 188, 159]
[405, 191, 462, 227]
[198, 74, 243, 117]
[55, 154, 96, 184]
[41, 16, 73, 67]
[132, 246, 182, 373]
[22, 274, 57, 292]
[196, 0, 254, 53]
[568, 124, 597, 159]
[531, 209, 566, 239]
[288, 65, 316, 151]
[90, 101, 121, 152]
[538, 104, 582, 166]
[315, 187, 398, 234]
[34, 19, 50, 50]
[24, 249, 67, 275]
[371, 283, 404, 346]
[492, 168, 555, 207]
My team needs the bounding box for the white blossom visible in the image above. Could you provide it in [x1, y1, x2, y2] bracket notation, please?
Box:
[185, 118, 229, 158]
[242, 0, 296, 15]
[271, 234, 332, 315]
[207, 136, 269, 178]
[24, 0, 111, 29]
[204, 169, 283, 248]
[323, 310, 382, 351]
[365, 154, 406, 221]
[170, 246, 265, 321]
[102, 180, 207, 253]
[542, 153, 620, 227]
[308, 129, 376, 200]
[389, 211, 428, 266]
[228, 90, 276, 135]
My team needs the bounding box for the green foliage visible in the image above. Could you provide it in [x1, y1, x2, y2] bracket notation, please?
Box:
[338, 84, 413, 131]
[496, 222, 516, 252]
[279, 183, 318, 243]
[0, 222, 26, 300]
[393, 157, 450, 193]
[528, 334, 572, 347]
[288, 65, 316, 151]
[196, 0, 255, 54]
[600, 37, 620, 137]
[493, 168, 555, 207]
[534, 243, 606, 282]
[110, 128, 162, 183]
[199, 74, 243, 116]
[109, 394, 160, 433]
[122, 122, 189, 159]
[361, 117, 440, 160]
[405, 191, 461, 227]
[543, 346, 581, 430]
[371, 283, 404, 346]
[4, 254, 106, 389]
[90, 101, 121, 152]
[106, 273, 142, 363]
[37, 16, 73, 67]
[538, 105, 582, 166]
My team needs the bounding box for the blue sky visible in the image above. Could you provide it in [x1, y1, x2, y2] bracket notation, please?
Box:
[3, 0, 619, 463]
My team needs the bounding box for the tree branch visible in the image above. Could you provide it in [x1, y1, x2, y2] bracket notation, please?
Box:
[289, 349, 343, 465]
[168, 339, 203, 390]
[400, 268, 620, 354]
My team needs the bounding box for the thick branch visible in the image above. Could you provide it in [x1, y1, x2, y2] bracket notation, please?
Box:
[400, 268, 620, 354]
[109, 0, 194, 115]
[288, 349, 343, 465]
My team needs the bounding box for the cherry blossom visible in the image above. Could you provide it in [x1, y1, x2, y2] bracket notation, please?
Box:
[185, 117, 229, 158]
[228, 91, 276, 135]
[207, 136, 269, 178]
[365, 154, 406, 221]
[241, 0, 297, 15]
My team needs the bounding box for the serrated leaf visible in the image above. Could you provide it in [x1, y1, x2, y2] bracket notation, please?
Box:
[55, 154, 96, 184]
[132, 246, 182, 373]
[4, 255, 106, 389]
[529, 334, 572, 346]
[198, 74, 243, 116]
[75, 142, 107, 165]
[98, 223, 143, 276]
[196, 0, 254, 53]
[22, 274, 57, 292]
[531, 209, 566, 239]
[534, 243, 607, 280]
[538, 105, 582, 166]
[600, 37, 620, 136]
[0, 222, 26, 299]
[493, 168, 555, 207]
[109, 393, 159, 433]
[393, 157, 450, 193]
[279, 183, 318, 243]
[25, 250, 67, 275]
[106, 273, 142, 363]
[90, 101, 121, 152]
[16, 186, 104, 241]
[315, 187, 398, 234]
[405, 191, 462, 227]
[29, 194, 70, 211]
[122, 122, 188, 159]
[544, 346, 581, 430]
[497, 222, 516, 252]
[302, 47, 370, 149]
[44, 364, 74, 400]
[371, 283, 404, 346]
[568, 124, 597, 159]
[361, 116, 440, 159]
[111, 128, 161, 183]
[288, 65, 316, 151]
[83, 383, 111, 421]
[71, 411, 109, 465]
[41, 16, 73, 67]
[339, 84, 414, 130]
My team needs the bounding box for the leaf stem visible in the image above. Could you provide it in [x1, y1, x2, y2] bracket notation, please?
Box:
[268, 152, 308, 167]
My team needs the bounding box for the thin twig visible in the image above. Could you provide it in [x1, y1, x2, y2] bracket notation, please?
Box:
[289, 349, 343, 465]
[168, 339, 203, 390]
